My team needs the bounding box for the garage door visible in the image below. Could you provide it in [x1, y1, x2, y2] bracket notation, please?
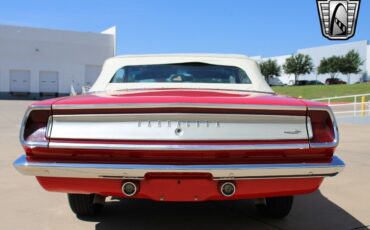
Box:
[10, 70, 31, 93]
[39, 71, 59, 93]
[85, 65, 102, 86]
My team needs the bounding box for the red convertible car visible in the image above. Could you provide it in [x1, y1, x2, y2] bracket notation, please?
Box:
[14, 54, 344, 218]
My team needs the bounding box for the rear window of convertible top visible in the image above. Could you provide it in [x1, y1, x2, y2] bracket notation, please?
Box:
[110, 62, 252, 84]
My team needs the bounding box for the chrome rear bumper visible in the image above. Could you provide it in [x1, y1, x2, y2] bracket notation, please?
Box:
[14, 155, 344, 180]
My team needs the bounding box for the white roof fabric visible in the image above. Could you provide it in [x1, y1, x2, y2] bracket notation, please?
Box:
[90, 54, 273, 93]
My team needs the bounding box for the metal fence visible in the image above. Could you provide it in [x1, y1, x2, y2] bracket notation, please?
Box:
[312, 93, 370, 117]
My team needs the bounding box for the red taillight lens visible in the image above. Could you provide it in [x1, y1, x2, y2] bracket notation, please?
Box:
[21, 107, 51, 153]
[307, 108, 337, 146]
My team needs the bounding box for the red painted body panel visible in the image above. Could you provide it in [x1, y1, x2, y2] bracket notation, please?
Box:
[25, 90, 334, 164]
[37, 176, 323, 201]
[25, 89, 332, 200]
[50, 89, 323, 107]
[31, 97, 66, 107]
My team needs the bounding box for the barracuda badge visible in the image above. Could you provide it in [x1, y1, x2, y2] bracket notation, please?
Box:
[317, 0, 360, 40]
[137, 120, 221, 128]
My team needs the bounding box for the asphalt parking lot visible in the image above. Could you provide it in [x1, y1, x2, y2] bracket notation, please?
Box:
[0, 100, 369, 230]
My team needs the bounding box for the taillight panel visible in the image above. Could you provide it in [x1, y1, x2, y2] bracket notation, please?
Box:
[307, 107, 338, 149]
[20, 106, 52, 151]
[20, 104, 338, 158]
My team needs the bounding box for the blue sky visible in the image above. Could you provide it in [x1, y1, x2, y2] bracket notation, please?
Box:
[1, 0, 369, 57]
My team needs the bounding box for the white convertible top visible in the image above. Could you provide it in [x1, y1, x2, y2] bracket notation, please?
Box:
[90, 54, 273, 93]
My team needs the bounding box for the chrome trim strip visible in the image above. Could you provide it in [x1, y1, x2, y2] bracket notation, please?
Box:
[306, 116, 313, 139]
[52, 103, 307, 111]
[19, 105, 51, 148]
[45, 115, 53, 138]
[48, 142, 310, 151]
[308, 106, 339, 149]
[13, 155, 345, 180]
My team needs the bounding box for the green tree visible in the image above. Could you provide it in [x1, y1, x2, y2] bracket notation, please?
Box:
[339, 50, 363, 84]
[317, 56, 342, 79]
[259, 59, 281, 81]
[283, 54, 313, 84]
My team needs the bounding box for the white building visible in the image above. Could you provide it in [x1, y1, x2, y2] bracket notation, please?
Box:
[0, 24, 116, 99]
[1, 23, 368, 98]
[255, 40, 370, 85]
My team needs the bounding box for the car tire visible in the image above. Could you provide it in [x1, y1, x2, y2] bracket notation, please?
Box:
[256, 196, 293, 218]
[68, 194, 103, 216]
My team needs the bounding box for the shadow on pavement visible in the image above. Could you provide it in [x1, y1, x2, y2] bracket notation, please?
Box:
[79, 190, 367, 230]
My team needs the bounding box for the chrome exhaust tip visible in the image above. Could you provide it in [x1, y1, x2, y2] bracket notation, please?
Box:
[220, 182, 236, 197]
[122, 181, 138, 197]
